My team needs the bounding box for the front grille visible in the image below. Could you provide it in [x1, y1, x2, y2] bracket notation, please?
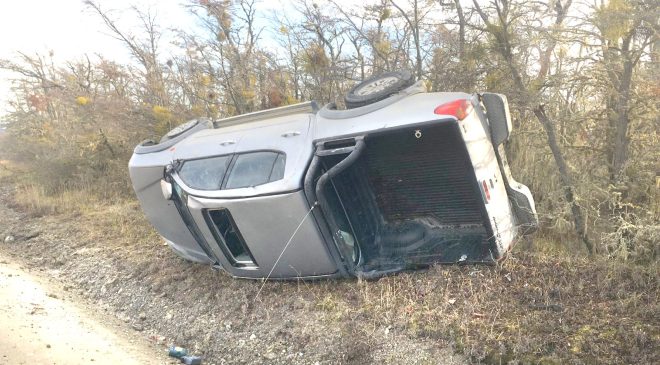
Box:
[365, 122, 485, 226]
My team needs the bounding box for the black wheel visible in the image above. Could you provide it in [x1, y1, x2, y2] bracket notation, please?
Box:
[344, 70, 415, 109]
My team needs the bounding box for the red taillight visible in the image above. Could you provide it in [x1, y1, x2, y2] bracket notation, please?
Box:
[434, 99, 474, 120]
[482, 180, 491, 202]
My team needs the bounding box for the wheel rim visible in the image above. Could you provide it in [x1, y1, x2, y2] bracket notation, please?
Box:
[354, 76, 399, 96]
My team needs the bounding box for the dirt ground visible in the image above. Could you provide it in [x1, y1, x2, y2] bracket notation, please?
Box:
[0, 183, 657, 364]
[0, 258, 177, 365]
[0, 186, 466, 365]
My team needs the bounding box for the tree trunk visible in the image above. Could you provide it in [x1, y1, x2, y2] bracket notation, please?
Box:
[534, 106, 594, 255]
[453, 0, 466, 61]
[391, 0, 423, 79]
[413, 1, 423, 79]
[470, 0, 591, 253]
[610, 59, 633, 183]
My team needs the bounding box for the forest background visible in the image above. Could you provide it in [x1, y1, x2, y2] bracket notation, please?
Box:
[2, 0, 657, 259]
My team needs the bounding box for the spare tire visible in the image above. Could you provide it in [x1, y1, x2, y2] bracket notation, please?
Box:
[344, 70, 415, 109]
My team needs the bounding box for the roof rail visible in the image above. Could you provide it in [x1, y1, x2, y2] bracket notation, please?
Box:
[213, 101, 319, 129]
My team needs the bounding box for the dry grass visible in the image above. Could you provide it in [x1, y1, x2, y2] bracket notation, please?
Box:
[12, 183, 102, 216]
[10, 182, 163, 265]
[4, 170, 659, 364]
[300, 254, 659, 364]
[0, 160, 12, 180]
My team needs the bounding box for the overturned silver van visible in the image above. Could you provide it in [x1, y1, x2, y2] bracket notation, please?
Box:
[129, 71, 537, 279]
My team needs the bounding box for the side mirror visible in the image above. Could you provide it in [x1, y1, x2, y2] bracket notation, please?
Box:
[160, 179, 173, 200]
[482, 93, 512, 146]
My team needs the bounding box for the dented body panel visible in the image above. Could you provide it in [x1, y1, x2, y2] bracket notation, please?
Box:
[129, 88, 537, 279]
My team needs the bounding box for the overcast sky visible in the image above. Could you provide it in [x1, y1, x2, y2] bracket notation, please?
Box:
[0, 0, 391, 118]
[0, 0, 208, 117]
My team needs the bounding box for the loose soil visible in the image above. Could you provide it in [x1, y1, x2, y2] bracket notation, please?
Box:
[0, 186, 465, 365]
[0, 185, 657, 364]
[0, 258, 176, 365]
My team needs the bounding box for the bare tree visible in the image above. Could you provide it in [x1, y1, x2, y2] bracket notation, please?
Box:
[471, 0, 594, 254]
[390, 0, 427, 79]
[85, 1, 169, 107]
[590, 0, 659, 184]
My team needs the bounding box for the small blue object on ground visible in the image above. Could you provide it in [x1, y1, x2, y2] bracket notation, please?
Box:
[168, 346, 188, 358]
[181, 355, 202, 365]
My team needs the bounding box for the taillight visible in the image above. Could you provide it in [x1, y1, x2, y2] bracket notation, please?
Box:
[434, 99, 474, 120]
[481, 180, 491, 203]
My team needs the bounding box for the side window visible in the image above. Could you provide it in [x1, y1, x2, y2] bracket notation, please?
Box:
[225, 151, 286, 189]
[178, 155, 232, 190]
[270, 153, 286, 182]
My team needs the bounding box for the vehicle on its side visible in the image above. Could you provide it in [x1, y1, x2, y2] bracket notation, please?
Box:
[129, 71, 538, 279]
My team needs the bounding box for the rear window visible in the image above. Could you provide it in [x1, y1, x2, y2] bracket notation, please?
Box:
[225, 151, 286, 189]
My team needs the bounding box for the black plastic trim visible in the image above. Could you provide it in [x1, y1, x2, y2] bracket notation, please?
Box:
[204, 208, 258, 268]
[314, 138, 366, 274]
[170, 181, 219, 264]
[303, 155, 350, 277]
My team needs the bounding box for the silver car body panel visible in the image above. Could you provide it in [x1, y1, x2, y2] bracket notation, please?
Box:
[128, 161, 214, 264]
[171, 114, 313, 198]
[314, 92, 471, 140]
[187, 191, 337, 278]
[128, 87, 537, 279]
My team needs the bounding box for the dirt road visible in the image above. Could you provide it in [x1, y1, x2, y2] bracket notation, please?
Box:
[0, 257, 176, 365]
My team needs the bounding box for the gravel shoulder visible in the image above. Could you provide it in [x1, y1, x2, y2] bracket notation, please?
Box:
[0, 257, 176, 365]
